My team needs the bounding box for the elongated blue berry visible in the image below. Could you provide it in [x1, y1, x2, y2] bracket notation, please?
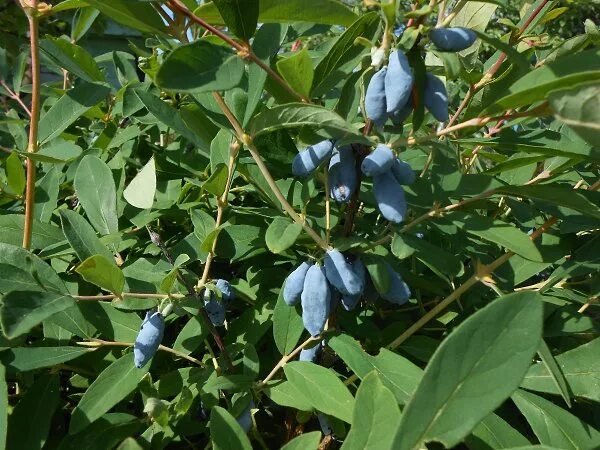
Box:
[318, 414, 333, 436]
[292, 140, 334, 177]
[340, 258, 366, 311]
[390, 101, 413, 125]
[301, 265, 331, 336]
[324, 250, 363, 296]
[373, 170, 407, 223]
[424, 73, 449, 122]
[429, 27, 477, 52]
[365, 68, 388, 127]
[283, 261, 312, 306]
[381, 263, 411, 305]
[385, 50, 414, 114]
[237, 400, 254, 432]
[204, 292, 226, 326]
[299, 342, 321, 362]
[361, 144, 394, 177]
[215, 279, 234, 303]
[391, 158, 416, 185]
[134, 310, 165, 368]
[328, 145, 357, 203]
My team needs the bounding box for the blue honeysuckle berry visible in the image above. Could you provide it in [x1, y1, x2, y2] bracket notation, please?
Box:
[324, 249, 363, 296]
[134, 310, 165, 369]
[423, 73, 449, 122]
[299, 342, 321, 362]
[381, 263, 411, 305]
[215, 279, 234, 303]
[283, 261, 312, 306]
[385, 50, 414, 114]
[429, 27, 477, 52]
[301, 265, 331, 336]
[361, 144, 395, 177]
[328, 145, 357, 203]
[365, 67, 388, 127]
[391, 158, 416, 185]
[373, 170, 408, 224]
[292, 139, 334, 177]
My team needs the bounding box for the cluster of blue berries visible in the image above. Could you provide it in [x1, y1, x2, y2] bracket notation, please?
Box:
[133, 279, 234, 368]
[283, 250, 410, 336]
[366, 27, 477, 127]
[362, 143, 415, 223]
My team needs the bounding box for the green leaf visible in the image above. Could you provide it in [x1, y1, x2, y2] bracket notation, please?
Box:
[38, 82, 111, 144]
[244, 24, 288, 126]
[83, 0, 166, 34]
[173, 316, 208, 355]
[71, 7, 100, 42]
[549, 83, 600, 147]
[466, 413, 531, 449]
[194, 0, 358, 26]
[123, 157, 156, 209]
[60, 413, 142, 450]
[451, 212, 543, 261]
[495, 185, 600, 220]
[312, 12, 380, 95]
[156, 41, 244, 94]
[536, 339, 571, 408]
[272, 291, 304, 355]
[0, 364, 6, 450]
[265, 217, 302, 254]
[60, 209, 113, 262]
[191, 209, 217, 243]
[340, 371, 401, 450]
[74, 155, 119, 235]
[248, 103, 370, 145]
[204, 163, 229, 198]
[512, 389, 600, 450]
[0, 214, 64, 250]
[484, 48, 600, 114]
[210, 406, 253, 450]
[5, 152, 25, 195]
[328, 334, 423, 404]
[0, 291, 75, 339]
[280, 431, 321, 450]
[34, 167, 60, 223]
[40, 37, 105, 83]
[456, 129, 598, 160]
[392, 234, 463, 278]
[69, 354, 150, 434]
[284, 361, 354, 423]
[133, 89, 206, 147]
[263, 380, 313, 411]
[521, 337, 600, 402]
[0, 243, 66, 294]
[276, 48, 314, 99]
[1, 346, 92, 372]
[361, 254, 391, 295]
[6, 374, 60, 450]
[76, 255, 124, 296]
[392, 291, 543, 450]
[212, 0, 258, 41]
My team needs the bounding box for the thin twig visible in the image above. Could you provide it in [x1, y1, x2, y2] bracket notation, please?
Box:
[198, 138, 240, 287]
[76, 339, 205, 367]
[21, 0, 41, 250]
[0, 79, 31, 117]
[258, 336, 322, 387]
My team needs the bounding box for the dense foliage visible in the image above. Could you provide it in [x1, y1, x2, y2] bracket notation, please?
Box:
[0, 0, 599, 449]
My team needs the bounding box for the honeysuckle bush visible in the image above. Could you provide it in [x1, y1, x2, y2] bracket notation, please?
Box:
[0, 0, 599, 449]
